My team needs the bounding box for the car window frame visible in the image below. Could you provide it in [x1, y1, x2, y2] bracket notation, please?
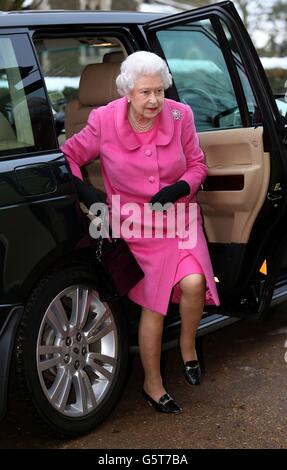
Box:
[0, 29, 58, 159]
[211, 16, 252, 127]
[28, 25, 139, 142]
[144, 4, 286, 139]
[145, 15, 257, 132]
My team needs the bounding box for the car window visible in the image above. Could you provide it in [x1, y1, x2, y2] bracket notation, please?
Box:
[34, 34, 126, 195]
[34, 36, 126, 145]
[0, 35, 56, 157]
[219, 20, 261, 126]
[155, 19, 256, 132]
[275, 96, 287, 124]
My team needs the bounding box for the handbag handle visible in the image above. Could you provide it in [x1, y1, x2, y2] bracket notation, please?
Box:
[95, 235, 103, 261]
[94, 226, 118, 263]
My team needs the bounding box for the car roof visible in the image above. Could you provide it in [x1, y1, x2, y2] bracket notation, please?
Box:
[0, 10, 166, 27]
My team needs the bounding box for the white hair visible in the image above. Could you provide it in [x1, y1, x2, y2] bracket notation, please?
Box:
[116, 51, 172, 96]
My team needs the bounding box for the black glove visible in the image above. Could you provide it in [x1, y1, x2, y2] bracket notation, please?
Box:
[149, 180, 190, 210]
[73, 175, 107, 207]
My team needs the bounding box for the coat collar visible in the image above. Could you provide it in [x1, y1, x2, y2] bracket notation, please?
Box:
[114, 97, 175, 150]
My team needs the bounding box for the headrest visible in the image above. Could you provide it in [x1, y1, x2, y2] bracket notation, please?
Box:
[79, 62, 120, 106]
[103, 51, 125, 63]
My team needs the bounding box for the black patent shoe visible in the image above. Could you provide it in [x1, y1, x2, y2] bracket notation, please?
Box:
[183, 360, 201, 385]
[142, 389, 183, 414]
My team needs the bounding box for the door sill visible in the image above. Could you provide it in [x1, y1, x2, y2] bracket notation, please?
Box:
[271, 277, 287, 306]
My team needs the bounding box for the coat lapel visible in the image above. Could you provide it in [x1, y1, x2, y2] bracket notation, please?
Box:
[114, 97, 140, 150]
[114, 97, 175, 150]
[156, 99, 175, 146]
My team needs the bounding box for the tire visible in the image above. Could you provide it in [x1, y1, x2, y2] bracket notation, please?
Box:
[15, 266, 128, 438]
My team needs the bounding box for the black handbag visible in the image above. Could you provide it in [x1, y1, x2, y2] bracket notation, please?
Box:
[73, 176, 144, 296]
[95, 234, 144, 297]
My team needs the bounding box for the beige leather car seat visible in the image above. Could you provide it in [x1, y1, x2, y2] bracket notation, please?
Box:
[64, 61, 121, 192]
[103, 51, 125, 63]
[65, 62, 121, 139]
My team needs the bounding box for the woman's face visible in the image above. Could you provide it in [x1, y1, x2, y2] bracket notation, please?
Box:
[127, 74, 165, 120]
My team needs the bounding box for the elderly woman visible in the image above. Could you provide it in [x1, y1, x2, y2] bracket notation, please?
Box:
[61, 51, 219, 414]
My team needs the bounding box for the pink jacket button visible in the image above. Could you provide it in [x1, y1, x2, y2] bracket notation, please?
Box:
[149, 176, 155, 183]
[145, 149, 152, 156]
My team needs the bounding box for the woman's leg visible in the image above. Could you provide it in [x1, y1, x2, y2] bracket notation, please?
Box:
[139, 308, 166, 401]
[179, 274, 206, 363]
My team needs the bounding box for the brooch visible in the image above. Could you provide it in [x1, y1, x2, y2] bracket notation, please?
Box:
[172, 109, 182, 120]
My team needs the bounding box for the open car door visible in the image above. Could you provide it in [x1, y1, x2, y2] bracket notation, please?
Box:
[144, 0, 287, 318]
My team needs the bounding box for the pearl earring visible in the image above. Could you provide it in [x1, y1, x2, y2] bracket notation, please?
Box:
[128, 99, 131, 103]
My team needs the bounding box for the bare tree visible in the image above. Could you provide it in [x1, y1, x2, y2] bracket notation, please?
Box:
[185, 0, 286, 56]
[182, 0, 213, 6]
[49, 0, 79, 8]
[111, 0, 137, 10]
[48, 0, 114, 11]
[0, 0, 43, 9]
[266, 0, 287, 55]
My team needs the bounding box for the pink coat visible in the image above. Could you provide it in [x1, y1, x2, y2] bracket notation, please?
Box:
[61, 97, 220, 315]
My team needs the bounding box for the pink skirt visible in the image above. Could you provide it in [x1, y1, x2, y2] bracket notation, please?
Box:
[171, 250, 204, 303]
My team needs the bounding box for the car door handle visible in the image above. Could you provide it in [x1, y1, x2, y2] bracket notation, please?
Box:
[267, 193, 282, 201]
[15, 163, 57, 196]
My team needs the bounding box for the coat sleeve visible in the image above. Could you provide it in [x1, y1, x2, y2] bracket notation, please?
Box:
[179, 104, 208, 196]
[60, 108, 101, 181]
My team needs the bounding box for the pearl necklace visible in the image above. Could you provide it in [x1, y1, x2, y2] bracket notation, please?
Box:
[128, 109, 155, 133]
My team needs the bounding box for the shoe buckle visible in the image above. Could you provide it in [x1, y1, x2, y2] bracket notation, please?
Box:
[159, 393, 171, 405]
